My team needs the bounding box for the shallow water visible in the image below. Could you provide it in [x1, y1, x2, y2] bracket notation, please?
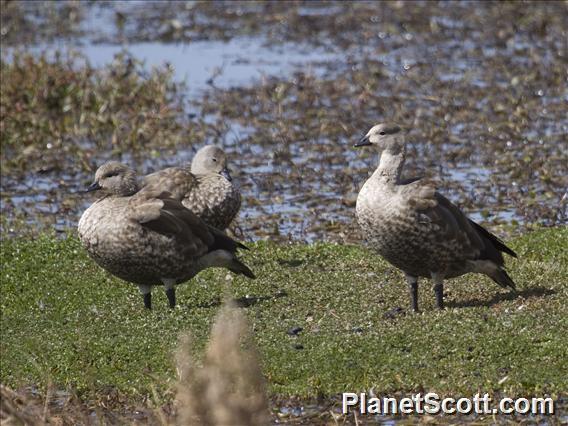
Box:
[1, 1, 567, 242]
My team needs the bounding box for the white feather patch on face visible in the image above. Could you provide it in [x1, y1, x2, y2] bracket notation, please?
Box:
[367, 124, 384, 137]
[365, 123, 402, 144]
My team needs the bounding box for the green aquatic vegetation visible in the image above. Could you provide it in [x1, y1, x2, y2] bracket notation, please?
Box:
[1, 227, 566, 402]
[0, 50, 194, 174]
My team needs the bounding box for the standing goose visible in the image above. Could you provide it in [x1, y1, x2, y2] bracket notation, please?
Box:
[354, 123, 517, 311]
[143, 145, 241, 231]
[78, 161, 254, 309]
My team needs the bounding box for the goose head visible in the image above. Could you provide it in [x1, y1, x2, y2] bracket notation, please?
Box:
[191, 145, 232, 181]
[86, 161, 139, 196]
[354, 123, 405, 154]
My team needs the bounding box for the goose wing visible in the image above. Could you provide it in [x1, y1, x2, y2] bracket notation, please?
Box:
[143, 167, 198, 201]
[129, 189, 248, 257]
[128, 189, 212, 256]
[401, 179, 515, 265]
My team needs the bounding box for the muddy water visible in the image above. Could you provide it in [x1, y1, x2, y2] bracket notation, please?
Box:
[1, 37, 338, 240]
[1, 2, 567, 243]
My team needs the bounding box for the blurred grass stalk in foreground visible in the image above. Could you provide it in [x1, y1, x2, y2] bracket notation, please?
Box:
[175, 298, 269, 426]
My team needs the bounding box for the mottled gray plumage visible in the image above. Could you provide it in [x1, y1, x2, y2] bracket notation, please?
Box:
[355, 123, 517, 311]
[143, 145, 241, 230]
[78, 161, 254, 309]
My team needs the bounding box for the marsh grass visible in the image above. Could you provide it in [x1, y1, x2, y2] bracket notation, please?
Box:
[0, 50, 196, 175]
[1, 384, 45, 425]
[2, 2, 567, 243]
[1, 228, 566, 409]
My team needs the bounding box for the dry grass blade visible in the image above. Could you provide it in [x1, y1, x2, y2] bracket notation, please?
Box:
[175, 300, 269, 426]
[0, 384, 44, 425]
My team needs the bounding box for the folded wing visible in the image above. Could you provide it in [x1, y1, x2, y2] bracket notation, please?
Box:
[403, 178, 516, 267]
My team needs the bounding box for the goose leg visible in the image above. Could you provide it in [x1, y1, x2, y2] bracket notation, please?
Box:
[166, 289, 176, 308]
[139, 285, 152, 310]
[405, 273, 419, 312]
[163, 279, 177, 309]
[431, 272, 444, 310]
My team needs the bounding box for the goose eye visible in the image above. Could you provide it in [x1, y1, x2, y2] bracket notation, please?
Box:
[212, 158, 218, 162]
[104, 171, 120, 178]
[379, 131, 386, 135]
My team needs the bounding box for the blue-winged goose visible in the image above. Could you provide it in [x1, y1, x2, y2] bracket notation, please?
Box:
[354, 123, 517, 311]
[78, 161, 254, 309]
[143, 145, 241, 231]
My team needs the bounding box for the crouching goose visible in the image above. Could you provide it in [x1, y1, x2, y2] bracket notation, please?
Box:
[78, 161, 254, 309]
[143, 145, 241, 231]
[354, 123, 517, 311]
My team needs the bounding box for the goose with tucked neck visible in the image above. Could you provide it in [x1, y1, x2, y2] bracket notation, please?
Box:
[143, 145, 241, 231]
[78, 161, 254, 310]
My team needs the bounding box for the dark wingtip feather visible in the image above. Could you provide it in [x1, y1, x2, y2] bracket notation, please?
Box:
[497, 243, 518, 258]
[491, 268, 516, 290]
[242, 267, 256, 279]
[469, 219, 517, 258]
[230, 259, 256, 279]
[237, 241, 250, 251]
[207, 225, 250, 253]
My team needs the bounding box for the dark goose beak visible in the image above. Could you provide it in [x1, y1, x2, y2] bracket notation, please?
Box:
[85, 181, 102, 192]
[220, 167, 233, 182]
[354, 135, 371, 148]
